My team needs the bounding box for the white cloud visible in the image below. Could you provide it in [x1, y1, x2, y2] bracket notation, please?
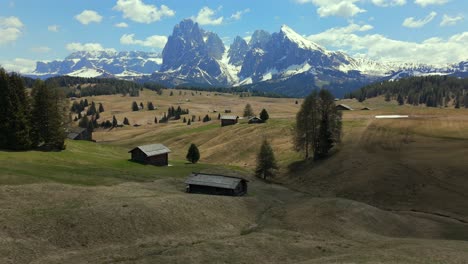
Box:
[230, 8, 250, 20]
[0, 58, 36, 73]
[75, 10, 103, 25]
[296, 0, 365, 17]
[113, 0, 175, 24]
[372, 0, 406, 7]
[440, 14, 463, 26]
[402, 11, 437, 28]
[308, 23, 468, 65]
[114, 22, 129, 28]
[66, 42, 116, 53]
[0, 16, 24, 45]
[192, 7, 224, 25]
[120, 34, 167, 48]
[414, 0, 449, 7]
[47, 25, 59, 32]
[30, 46, 51, 53]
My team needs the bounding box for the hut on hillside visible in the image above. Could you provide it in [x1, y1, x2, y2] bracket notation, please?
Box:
[220, 115, 238, 127]
[185, 172, 248, 196]
[336, 104, 353, 111]
[128, 144, 171, 166]
[361, 107, 372, 110]
[67, 127, 91, 141]
[248, 117, 263, 124]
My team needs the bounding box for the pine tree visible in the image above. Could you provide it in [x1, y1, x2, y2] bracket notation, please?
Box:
[259, 108, 269, 122]
[183, 117, 187, 123]
[170, 91, 174, 96]
[464, 94, 468, 108]
[295, 100, 298, 105]
[397, 94, 404, 105]
[112, 115, 118, 127]
[139, 102, 144, 110]
[243, 103, 254, 117]
[132, 101, 139, 111]
[147, 102, 155, 110]
[187, 119, 191, 125]
[123, 117, 130, 125]
[87, 101, 96, 116]
[84, 99, 89, 107]
[154, 117, 158, 124]
[186, 143, 200, 164]
[79, 115, 89, 128]
[255, 138, 278, 180]
[217, 113, 221, 120]
[98, 103, 104, 113]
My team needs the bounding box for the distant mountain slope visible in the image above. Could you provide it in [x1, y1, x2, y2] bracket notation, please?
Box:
[26, 19, 467, 97]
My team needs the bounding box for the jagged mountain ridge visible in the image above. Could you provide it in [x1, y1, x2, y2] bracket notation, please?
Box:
[28, 19, 467, 96]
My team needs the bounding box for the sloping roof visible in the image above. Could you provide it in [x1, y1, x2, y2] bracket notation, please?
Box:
[67, 127, 87, 140]
[221, 115, 238, 120]
[248, 117, 262, 121]
[336, 104, 353, 110]
[129, 143, 171, 157]
[185, 173, 247, 190]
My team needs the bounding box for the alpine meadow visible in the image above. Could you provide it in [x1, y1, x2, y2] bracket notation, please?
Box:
[1, 0, 468, 263]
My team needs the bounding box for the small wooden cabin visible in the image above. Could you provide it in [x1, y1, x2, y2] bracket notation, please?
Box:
[336, 104, 353, 111]
[67, 127, 92, 141]
[220, 115, 238, 127]
[248, 117, 263, 124]
[128, 144, 171, 166]
[185, 173, 248, 196]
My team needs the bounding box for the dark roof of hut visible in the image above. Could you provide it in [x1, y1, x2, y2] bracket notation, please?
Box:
[336, 104, 353, 110]
[185, 173, 248, 190]
[220, 115, 238, 120]
[66, 127, 87, 140]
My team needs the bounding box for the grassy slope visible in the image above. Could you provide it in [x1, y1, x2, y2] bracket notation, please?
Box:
[1, 90, 468, 263]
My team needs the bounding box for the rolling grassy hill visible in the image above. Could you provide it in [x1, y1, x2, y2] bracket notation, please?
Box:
[1, 89, 468, 263]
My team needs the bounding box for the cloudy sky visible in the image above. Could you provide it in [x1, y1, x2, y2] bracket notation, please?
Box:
[0, 0, 467, 73]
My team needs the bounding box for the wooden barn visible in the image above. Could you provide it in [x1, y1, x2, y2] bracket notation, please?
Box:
[248, 117, 263, 124]
[185, 173, 248, 196]
[128, 144, 171, 166]
[220, 115, 238, 127]
[67, 127, 92, 141]
[336, 104, 353, 111]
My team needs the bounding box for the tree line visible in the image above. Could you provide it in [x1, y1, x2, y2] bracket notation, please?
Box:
[0, 68, 68, 151]
[345, 76, 468, 108]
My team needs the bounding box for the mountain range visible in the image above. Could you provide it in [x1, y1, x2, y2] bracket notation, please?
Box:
[28, 19, 467, 97]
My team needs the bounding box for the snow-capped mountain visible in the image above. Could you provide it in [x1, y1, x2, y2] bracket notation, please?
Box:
[28, 19, 467, 96]
[30, 51, 162, 79]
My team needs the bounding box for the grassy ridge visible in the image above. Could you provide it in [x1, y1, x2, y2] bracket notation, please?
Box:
[0, 140, 216, 186]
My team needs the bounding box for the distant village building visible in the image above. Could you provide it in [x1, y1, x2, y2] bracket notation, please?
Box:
[336, 104, 353, 111]
[220, 115, 238, 127]
[248, 117, 263, 124]
[185, 173, 248, 196]
[67, 127, 92, 141]
[128, 144, 171, 166]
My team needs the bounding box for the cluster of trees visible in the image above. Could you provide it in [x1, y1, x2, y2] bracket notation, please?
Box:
[46, 76, 142, 98]
[132, 101, 156, 111]
[346, 76, 468, 108]
[294, 90, 342, 160]
[243, 104, 270, 122]
[0, 68, 67, 151]
[172, 85, 289, 98]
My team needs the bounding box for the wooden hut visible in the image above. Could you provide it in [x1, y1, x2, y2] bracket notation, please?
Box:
[361, 107, 372, 110]
[128, 144, 171, 166]
[67, 127, 91, 141]
[220, 115, 238, 127]
[336, 104, 353, 111]
[185, 173, 248, 196]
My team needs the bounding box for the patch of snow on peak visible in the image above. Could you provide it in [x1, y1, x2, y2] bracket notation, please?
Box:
[282, 62, 312, 77]
[217, 50, 241, 84]
[280, 25, 325, 53]
[66, 68, 103, 78]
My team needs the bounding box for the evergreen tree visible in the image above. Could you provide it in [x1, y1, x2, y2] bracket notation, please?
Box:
[464, 94, 468, 108]
[187, 119, 191, 125]
[455, 95, 460, 109]
[84, 99, 89, 107]
[154, 117, 158, 124]
[87, 101, 97, 116]
[186, 143, 200, 164]
[170, 91, 174, 96]
[397, 94, 404, 105]
[112, 115, 118, 127]
[385, 93, 391, 102]
[98, 103, 104, 113]
[139, 102, 144, 110]
[295, 100, 298, 105]
[123, 117, 130, 125]
[132, 101, 139, 111]
[147, 101, 155, 110]
[217, 113, 221, 120]
[183, 117, 187, 123]
[259, 108, 269, 122]
[79, 115, 89, 129]
[255, 138, 278, 180]
[243, 103, 254, 117]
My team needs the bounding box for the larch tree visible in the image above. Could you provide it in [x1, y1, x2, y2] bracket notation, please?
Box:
[243, 103, 254, 117]
[186, 143, 200, 164]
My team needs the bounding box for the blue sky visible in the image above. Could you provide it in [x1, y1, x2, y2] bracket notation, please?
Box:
[0, 0, 467, 72]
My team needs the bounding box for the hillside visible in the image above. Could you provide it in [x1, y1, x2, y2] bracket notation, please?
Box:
[1, 89, 468, 263]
